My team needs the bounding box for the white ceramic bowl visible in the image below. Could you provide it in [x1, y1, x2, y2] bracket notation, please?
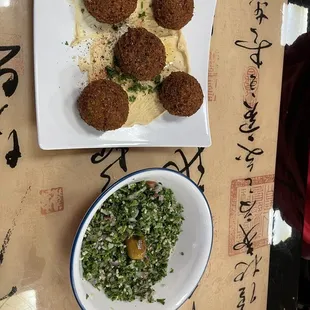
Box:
[70, 168, 213, 310]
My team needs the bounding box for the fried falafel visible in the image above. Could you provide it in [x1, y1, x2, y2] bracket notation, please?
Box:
[84, 0, 138, 24]
[114, 27, 166, 81]
[152, 0, 194, 30]
[78, 79, 129, 131]
[159, 71, 204, 117]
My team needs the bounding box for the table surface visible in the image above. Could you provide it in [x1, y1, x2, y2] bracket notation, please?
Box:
[0, 0, 299, 309]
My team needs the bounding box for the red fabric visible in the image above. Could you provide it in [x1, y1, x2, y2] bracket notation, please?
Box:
[303, 154, 310, 245]
[276, 33, 310, 258]
[275, 33, 310, 231]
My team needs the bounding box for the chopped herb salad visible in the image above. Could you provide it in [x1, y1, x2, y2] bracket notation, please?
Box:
[81, 181, 184, 304]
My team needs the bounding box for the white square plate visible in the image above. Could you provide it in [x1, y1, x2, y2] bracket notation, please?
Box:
[34, 0, 217, 150]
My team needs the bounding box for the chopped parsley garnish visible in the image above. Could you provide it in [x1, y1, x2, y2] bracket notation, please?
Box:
[148, 85, 155, 94]
[156, 299, 166, 305]
[128, 81, 156, 94]
[105, 66, 134, 84]
[170, 268, 174, 273]
[105, 66, 118, 79]
[81, 181, 184, 304]
[65, 41, 69, 46]
[86, 294, 89, 300]
[129, 95, 136, 103]
[128, 81, 148, 93]
[139, 11, 146, 19]
[154, 75, 162, 85]
[105, 66, 160, 100]
[180, 252, 184, 256]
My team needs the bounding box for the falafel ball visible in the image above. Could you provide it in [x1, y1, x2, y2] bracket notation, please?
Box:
[159, 71, 204, 117]
[114, 27, 166, 81]
[152, 0, 194, 30]
[84, 0, 138, 24]
[78, 79, 129, 131]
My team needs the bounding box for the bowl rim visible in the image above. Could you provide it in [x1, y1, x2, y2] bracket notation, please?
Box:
[70, 168, 214, 310]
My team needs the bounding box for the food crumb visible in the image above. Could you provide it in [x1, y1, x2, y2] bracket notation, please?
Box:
[180, 252, 184, 256]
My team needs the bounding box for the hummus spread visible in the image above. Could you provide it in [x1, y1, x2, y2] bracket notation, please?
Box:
[71, 0, 189, 127]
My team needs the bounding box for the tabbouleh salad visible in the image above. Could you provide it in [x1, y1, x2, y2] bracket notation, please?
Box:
[81, 181, 184, 304]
